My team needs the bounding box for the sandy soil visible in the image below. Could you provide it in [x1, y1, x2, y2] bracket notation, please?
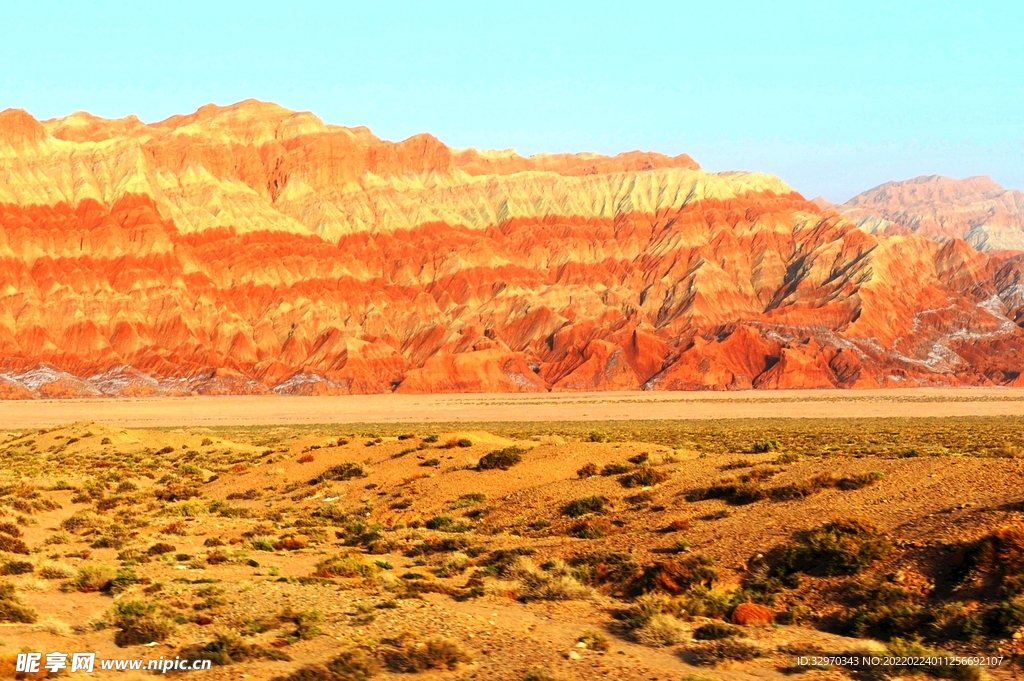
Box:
[0, 422, 1022, 679]
[6, 387, 1024, 428]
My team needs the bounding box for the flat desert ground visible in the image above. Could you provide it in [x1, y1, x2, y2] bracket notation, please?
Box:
[4, 387, 1024, 428]
[1, 390, 1024, 680]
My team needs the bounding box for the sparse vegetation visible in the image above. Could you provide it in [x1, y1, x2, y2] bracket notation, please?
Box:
[637, 554, 718, 595]
[477, 446, 526, 470]
[314, 553, 379, 579]
[178, 631, 291, 667]
[619, 465, 670, 488]
[0, 417, 1017, 676]
[689, 639, 762, 666]
[384, 636, 470, 672]
[0, 581, 37, 623]
[562, 495, 607, 517]
[635, 612, 689, 646]
[68, 564, 116, 592]
[109, 599, 176, 646]
[311, 462, 366, 484]
[693, 621, 740, 640]
[752, 438, 781, 453]
[773, 517, 891, 577]
[276, 649, 378, 680]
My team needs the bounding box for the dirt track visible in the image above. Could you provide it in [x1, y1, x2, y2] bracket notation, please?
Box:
[5, 387, 1024, 428]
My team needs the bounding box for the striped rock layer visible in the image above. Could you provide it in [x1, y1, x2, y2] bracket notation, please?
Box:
[841, 175, 1024, 253]
[2, 100, 1024, 398]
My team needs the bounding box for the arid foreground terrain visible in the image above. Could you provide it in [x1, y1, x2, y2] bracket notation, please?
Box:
[1, 415, 1024, 679]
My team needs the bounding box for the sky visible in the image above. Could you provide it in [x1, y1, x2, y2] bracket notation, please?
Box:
[2, 1, 1021, 202]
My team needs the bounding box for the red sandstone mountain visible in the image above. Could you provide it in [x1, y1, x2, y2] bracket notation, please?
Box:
[841, 175, 1024, 252]
[2, 100, 1024, 398]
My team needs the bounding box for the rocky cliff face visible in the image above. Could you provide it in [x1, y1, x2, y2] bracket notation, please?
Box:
[2, 101, 1024, 397]
[841, 175, 1024, 253]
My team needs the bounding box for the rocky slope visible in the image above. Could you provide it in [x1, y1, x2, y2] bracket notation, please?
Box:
[841, 175, 1024, 252]
[2, 101, 1024, 397]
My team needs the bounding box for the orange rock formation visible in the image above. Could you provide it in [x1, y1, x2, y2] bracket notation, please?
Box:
[1, 101, 1024, 397]
[841, 175, 1024, 252]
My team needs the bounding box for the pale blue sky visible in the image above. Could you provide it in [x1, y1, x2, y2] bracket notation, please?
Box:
[2, 1, 1021, 202]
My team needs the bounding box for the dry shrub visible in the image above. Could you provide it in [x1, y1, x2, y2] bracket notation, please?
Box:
[569, 552, 639, 592]
[835, 471, 884, 490]
[0, 654, 56, 678]
[17, 577, 48, 593]
[384, 636, 470, 672]
[601, 462, 631, 475]
[314, 553, 379, 579]
[576, 463, 599, 478]
[437, 552, 470, 578]
[522, 669, 559, 681]
[689, 639, 762, 666]
[686, 480, 766, 505]
[577, 629, 610, 652]
[752, 439, 781, 453]
[571, 518, 612, 539]
[110, 599, 176, 647]
[273, 649, 378, 681]
[311, 463, 366, 484]
[439, 438, 473, 449]
[635, 613, 689, 646]
[43, 531, 70, 545]
[693, 622, 739, 640]
[770, 471, 882, 500]
[68, 564, 116, 593]
[970, 523, 1024, 596]
[179, 631, 291, 666]
[836, 580, 931, 641]
[637, 554, 717, 595]
[1, 560, 33, 576]
[0, 581, 37, 623]
[38, 562, 73, 580]
[147, 542, 176, 556]
[274, 535, 309, 551]
[33, 618, 72, 636]
[160, 521, 189, 535]
[0, 534, 29, 555]
[721, 460, 755, 471]
[0, 522, 23, 537]
[885, 638, 982, 681]
[562, 495, 607, 517]
[507, 557, 597, 602]
[162, 500, 207, 517]
[477, 447, 526, 471]
[773, 517, 890, 577]
[278, 608, 323, 640]
[768, 473, 836, 501]
[206, 551, 228, 565]
[619, 465, 670, 488]
[154, 483, 201, 502]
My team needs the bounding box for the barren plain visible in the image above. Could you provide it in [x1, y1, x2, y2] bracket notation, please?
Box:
[0, 392, 1023, 679]
[5, 388, 1024, 429]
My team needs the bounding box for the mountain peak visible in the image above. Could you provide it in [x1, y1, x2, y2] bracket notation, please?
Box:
[0, 108, 47, 148]
[840, 175, 1024, 251]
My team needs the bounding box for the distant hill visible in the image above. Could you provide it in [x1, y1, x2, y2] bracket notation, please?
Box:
[841, 175, 1024, 252]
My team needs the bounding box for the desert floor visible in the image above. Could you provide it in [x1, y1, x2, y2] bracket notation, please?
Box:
[0, 399, 1023, 679]
[5, 387, 1024, 428]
